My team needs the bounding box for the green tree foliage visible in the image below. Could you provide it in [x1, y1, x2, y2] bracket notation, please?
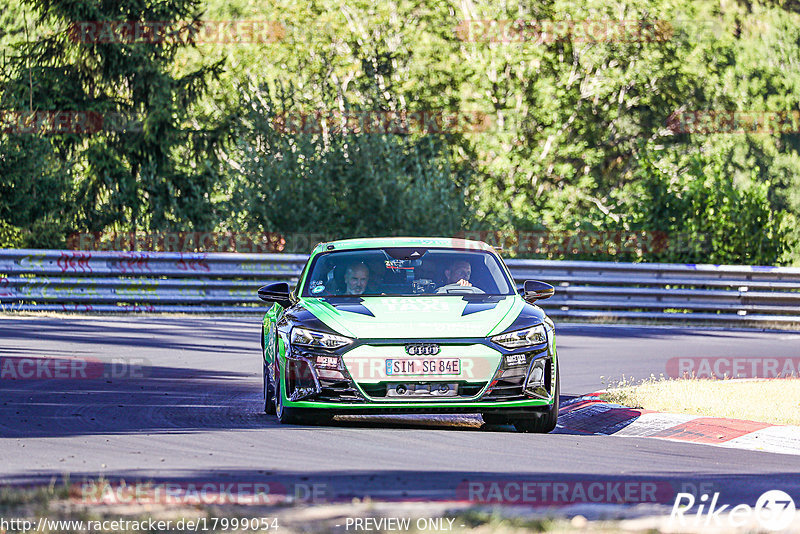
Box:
[456, 0, 703, 227]
[0, 0, 798, 265]
[0, 0, 226, 245]
[626, 147, 787, 264]
[225, 88, 470, 237]
[0, 134, 73, 247]
[0, 219, 24, 248]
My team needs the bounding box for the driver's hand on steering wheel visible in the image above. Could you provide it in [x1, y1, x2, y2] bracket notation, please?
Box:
[456, 279, 472, 287]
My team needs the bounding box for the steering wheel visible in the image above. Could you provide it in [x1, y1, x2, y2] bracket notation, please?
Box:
[435, 283, 485, 294]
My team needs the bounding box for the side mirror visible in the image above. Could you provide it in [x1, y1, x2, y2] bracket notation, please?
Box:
[523, 280, 554, 303]
[258, 282, 292, 307]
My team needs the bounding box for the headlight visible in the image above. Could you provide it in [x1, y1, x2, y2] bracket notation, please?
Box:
[544, 321, 556, 356]
[290, 327, 353, 350]
[491, 324, 547, 349]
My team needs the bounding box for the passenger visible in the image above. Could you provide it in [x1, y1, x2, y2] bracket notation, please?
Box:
[342, 263, 370, 295]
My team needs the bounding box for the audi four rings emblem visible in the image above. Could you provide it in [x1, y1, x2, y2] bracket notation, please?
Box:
[405, 343, 440, 356]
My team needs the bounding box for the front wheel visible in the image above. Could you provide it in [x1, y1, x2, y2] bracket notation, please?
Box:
[512, 363, 560, 434]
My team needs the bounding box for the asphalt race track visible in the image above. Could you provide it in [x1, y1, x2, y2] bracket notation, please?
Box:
[1, 317, 799, 513]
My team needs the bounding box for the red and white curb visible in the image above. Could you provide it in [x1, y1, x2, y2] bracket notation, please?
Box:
[557, 394, 800, 456]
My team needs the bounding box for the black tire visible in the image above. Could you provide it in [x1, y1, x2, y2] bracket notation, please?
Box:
[263, 361, 276, 415]
[512, 363, 560, 434]
[481, 413, 510, 426]
[274, 368, 333, 426]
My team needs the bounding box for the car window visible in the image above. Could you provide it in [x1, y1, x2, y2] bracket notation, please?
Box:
[301, 248, 514, 297]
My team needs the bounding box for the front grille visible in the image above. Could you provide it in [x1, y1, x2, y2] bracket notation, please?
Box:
[285, 360, 316, 394]
[483, 349, 550, 401]
[289, 348, 365, 402]
[459, 383, 485, 397]
[356, 381, 487, 400]
[360, 383, 388, 397]
[317, 377, 364, 402]
[484, 376, 526, 400]
[292, 343, 553, 405]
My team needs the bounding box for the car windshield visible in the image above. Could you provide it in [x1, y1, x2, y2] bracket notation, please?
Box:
[301, 247, 515, 297]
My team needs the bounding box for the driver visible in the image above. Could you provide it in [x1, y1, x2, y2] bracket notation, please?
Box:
[443, 259, 472, 287]
[342, 263, 370, 295]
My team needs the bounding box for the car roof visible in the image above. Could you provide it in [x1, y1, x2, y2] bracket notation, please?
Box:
[310, 237, 494, 255]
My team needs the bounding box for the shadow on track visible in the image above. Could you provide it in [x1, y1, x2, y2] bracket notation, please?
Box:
[1, 354, 556, 437]
[553, 323, 800, 339]
[0, 317, 260, 354]
[1, 349, 583, 437]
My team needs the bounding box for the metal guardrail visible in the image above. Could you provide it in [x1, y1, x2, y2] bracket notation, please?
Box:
[1, 249, 799, 324]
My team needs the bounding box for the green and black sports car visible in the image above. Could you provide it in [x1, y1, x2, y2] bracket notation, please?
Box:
[258, 237, 559, 432]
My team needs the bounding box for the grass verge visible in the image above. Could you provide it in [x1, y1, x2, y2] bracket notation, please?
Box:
[601, 377, 800, 426]
[3, 482, 800, 533]
[0, 484, 623, 534]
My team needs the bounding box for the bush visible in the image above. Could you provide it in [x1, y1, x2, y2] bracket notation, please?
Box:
[0, 219, 23, 248]
[225, 89, 471, 239]
[630, 149, 787, 265]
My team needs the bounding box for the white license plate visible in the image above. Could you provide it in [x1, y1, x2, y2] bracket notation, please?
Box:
[506, 354, 527, 366]
[316, 356, 338, 368]
[385, 358, 461, 376]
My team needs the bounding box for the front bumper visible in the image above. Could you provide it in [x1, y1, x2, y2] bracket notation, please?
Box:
[279, 333, 558, 411]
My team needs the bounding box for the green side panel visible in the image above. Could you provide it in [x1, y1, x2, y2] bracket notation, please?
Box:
[263, 302, 282, 365]
[285, 398, 554, 409]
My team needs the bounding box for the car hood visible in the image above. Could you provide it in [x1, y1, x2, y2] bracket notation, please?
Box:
[298, 295, 527, 339]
